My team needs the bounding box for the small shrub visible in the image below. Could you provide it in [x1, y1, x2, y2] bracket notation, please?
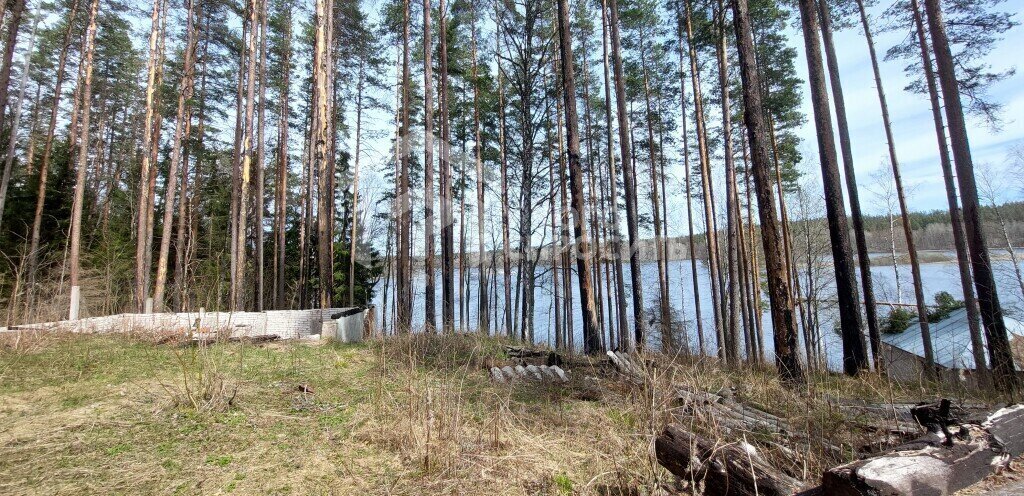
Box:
[927, 291, 965, 323]
[880, 307, 917, 335]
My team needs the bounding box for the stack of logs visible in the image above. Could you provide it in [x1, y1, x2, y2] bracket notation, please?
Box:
[605, 352, 1024, 495]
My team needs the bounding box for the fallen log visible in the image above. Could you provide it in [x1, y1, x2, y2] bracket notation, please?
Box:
[655, 424, 803, 496]
[821, 404, 1024, 495]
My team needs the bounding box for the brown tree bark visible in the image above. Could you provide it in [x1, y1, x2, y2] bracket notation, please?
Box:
[813, 0, 883, 369]
[729, 0, 803, 382]
[839, 0, 935, 372]
[715, 1, 742, 363]
[685, 0, 725, 357]
[924, 0, 1018, 393]
[494, 4, 513, 337]
[796, 0, 868, 375]
[274, 3, 291, 309]
[439, 0, 455, 333]
[311, 0, 333, 309]
[469, 0, 488, 334]
[674, 0, 705, 355]
[68, 0, 100, 320]
[23, 0, 77, 299]
[607, 0, 645, 350]
[908, 0, 988, 384]
[422, 0, 437, 329]
[134, 0, 164, 312]
[0, 3, 36, 231]
[600, 0, 628, 350]
[555, 0, 601, 352]
[152, 0, 200, 310]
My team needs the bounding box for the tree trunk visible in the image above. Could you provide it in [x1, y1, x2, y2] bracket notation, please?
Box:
[638, 26, 672, 352]
[152, 0, 200, 311]
[729, 0, 803, 382]
[607, 0, 645, 350]
[254, 0, 269, 311]
[439, 0, 455, 333]
[908, 0, 988, 386]
[674, 1, 705, 355]
[25, 0, 78, 304]
[134, 0, 164, 312]
[796, 0, 868, 375]
[494, 4, 513, 337]
[68, 0, 100, 320]
[0, 3, 36, 231]
[924, 0, 1018, 394]
[274, 3, 291, 309]
[556, 0, 601, 353]
[0, 0, 26, 152]
[311, 0, 333, 309]
[685, 0, 725, 358]
[600, 0, 629, 350]
[715, 1, 741, 363]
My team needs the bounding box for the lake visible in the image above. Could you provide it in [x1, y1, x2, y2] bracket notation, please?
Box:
[372, 252, 1024, 371]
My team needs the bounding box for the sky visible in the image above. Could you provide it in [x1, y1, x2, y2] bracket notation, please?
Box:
[786, 0, 1024, 215]
[276, 0, 1024, 249]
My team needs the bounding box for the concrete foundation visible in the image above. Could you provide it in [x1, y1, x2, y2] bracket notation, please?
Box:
[2, 307, 377, 341]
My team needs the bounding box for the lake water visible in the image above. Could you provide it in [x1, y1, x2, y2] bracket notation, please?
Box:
[372, 253, 1024, 371]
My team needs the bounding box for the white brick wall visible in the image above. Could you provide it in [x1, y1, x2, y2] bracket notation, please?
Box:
[1, 307, 361, 340]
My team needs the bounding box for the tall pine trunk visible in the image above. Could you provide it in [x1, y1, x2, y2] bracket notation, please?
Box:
[924, 0, 1018, 393]
[607, 0, 645, 350]
[729, 0, 803, 382]
[439, 0, 455, 333]
[152, 0, 200, 310]
[908, 0, 988, 384]
[796, 0, 868, 375]
[68, 0, 100, 320]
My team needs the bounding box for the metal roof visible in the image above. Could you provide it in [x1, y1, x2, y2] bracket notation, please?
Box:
[880, 308, 1024, 370]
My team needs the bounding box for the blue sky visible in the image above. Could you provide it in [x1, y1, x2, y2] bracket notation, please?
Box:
[789, 0, 1024, 214]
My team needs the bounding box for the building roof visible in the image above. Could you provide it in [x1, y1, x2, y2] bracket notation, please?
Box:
[880, 308, 1024, 370]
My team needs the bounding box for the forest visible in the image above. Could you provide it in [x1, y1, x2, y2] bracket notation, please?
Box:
[0, 0, 1023, 490]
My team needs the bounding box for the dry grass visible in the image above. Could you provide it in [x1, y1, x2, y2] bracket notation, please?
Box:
[0, 330, 1002, 495]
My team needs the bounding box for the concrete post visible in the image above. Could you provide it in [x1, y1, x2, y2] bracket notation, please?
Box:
[69, 286, 81, 320]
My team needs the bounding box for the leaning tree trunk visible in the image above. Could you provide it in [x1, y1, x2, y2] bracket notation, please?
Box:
[924, 0, 1018, 393]
[908, 0, 988, 386]
[796, 0, 868, 376]
[730, 0, 803, 382]
[675, 0, 706, 355]
[26, 0, 80, 306]
[813, 0, 883, 369]
[152, 0, 200, 311]
[0, 3, 36, 232]
[839, 0, 934, 373]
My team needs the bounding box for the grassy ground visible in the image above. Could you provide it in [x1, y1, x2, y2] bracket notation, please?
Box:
[0, 331, 1006, 495]
[0, 332, 664, 495]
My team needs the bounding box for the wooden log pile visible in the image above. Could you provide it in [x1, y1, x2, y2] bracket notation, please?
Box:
[821, 402, 1024, 495]
[655, 424, 802, 496]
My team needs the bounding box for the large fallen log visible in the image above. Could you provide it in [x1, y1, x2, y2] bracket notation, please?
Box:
[821, 404, 1024, 495]
[656, 424, 803, 496]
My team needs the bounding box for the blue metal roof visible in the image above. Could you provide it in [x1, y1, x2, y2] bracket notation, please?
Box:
[880, 308, 1024, 370]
